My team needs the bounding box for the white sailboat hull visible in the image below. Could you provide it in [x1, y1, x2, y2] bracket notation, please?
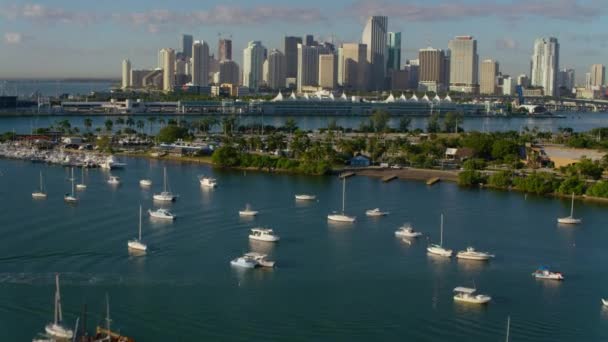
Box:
[557, 217, 581, 224]
[76, 184, 87, 190]
[148, 210, 175, 220]
[454, 294, 492, 304]
[239, 210, 258, 217]
[127, 240, 147, 251]
[45, 323, 73, 339]
[456, 252, 494, 261]
[328, 214, 356, 222]
[32, 192, 47, 199]
[427, 246, 453, 257]
[295, 194, 316, 200]
[153, 193, 176, 202]
[139, 179, 152, 187]
[249, 235, 280, 242]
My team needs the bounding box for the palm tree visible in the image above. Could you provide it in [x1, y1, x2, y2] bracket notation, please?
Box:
[136, 120, 145, 133]
[104, 119, 114, 132]
[147, 116, 157, 135]
[115, 117, 125, 126]
[126, 117, 135, 128]
[83, 118, 93, 131]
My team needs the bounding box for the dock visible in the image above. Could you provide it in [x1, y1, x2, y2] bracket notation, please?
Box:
[426, 177, 441, 186]
[382, 175, 398, 183]
[339, 172, 355, 179]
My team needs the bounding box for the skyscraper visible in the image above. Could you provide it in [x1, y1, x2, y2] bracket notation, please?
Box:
[305, 34, 315, 46]
[362, 16, 388, 90]
[192, 41, 210, 86]
[284, 36, 303, 79]
[318, 53, 337, 89]
[418, 47, 445, 92]
[531, 37, 559, 97]
[243, 41, 266, 90]
[387, 32, 401, 71]
[558, 68, 575, 91]
[296, 44, 330, 92]
[121, 59, 131, 90]
[448, 36, 479, 93]
[219, 60, 240, 85]
[590, 64, 606, 88]
[480, 59, 499, 95]
[180, 34, 193, 58]
[218, 39, 232, 61]
[267, 49, 286, 90]
[338, 43, 368, 91]
[159, 48, 176, 92]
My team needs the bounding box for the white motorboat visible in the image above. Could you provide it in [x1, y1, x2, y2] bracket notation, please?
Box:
[63, 168, 78, 203]
[602, 298, 608, 306]
[249, 228, 280, 242]
[107, 175, 120, 185]
[365, 208, 389, 217]
[148, 208, 175, 220]
[453, 287, 492, 304]
[139, 179, 152, 187]
[244, 252, 276, 267]
[557, 193, 582, 224]
[327, 177, 356, 223]
[127, 206, 147, 252]
[199, 175, 217, 188]
[239, 204, 258, 217]
[456, 247, 495, 261]
[230, 256, 258, 268]
[394, 224, 423, 238]
[295, 194, 316, 200]
[100, 155, 126, 170]
[76, 167, 87, 190]
[32, 171, 48, 199]
[532, 266, 564, 280]
[427, 214, 453, 257]
[153, 167, 177, 202]
[43, 274, 74, 339]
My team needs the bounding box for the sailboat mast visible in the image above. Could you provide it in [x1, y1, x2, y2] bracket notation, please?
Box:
[40, 171, 43, 191]
[342, 177, 346, 213]
[71, 168, 75, 195]
[139, 205, 142, 240]
[54, 273, 62, 324]
[440, 214, 444, 246]
[164, 167, 167, 192]
[570, 193, 575, 217]
[105, 293, 111, 336]
[505, 316, 510, 342]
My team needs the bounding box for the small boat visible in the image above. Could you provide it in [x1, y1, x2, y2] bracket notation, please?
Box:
[43, 274, 74, 339]
[64, 168, 78, 203]
[127, 205, 147, 252]
[76, 167, 87, 190]
[199, 175, 217, 188]
[100, 155, 126, 170]
[249, 228, 280, 242]
[394, 224, 422, 238]
[532, 266, 564, 280]
[139, 179, 152, 187]
[557, 193, 581, 224]
[107, 175, 120, 185]
[148, 208, 175, 220]
[239, 204, 258, 217]
[94, 294, 135, 342]
[327, 177, 356, 223]
[153, 167, 177, 202]
[453, 286, 492, 304]
[427, 214, 453, 257]
[295, 194, 316, 200]
[244, 252, 276, 267]
[365, 208, 389, 217]
[230, 255, 258, 268]
[602, 298, 608, 306]
[32, 171, 47, 199]
[456, 247, 495, 261]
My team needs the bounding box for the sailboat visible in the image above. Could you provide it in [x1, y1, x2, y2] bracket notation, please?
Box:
[505, 316, 511, 342]
[32, 171, 48, 199]
[127, 205, 147, 252]
[43, 273, 74, 339]
[153, 167, 177, 202]
[76, 167, 87, 190]
[64, 168, 78, 203]
[557, 193, 581, 224]
[427, 214, 453, 257]
[327, 176, 356, 222]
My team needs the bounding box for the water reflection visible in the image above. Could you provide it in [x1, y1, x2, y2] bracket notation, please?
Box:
[248, 239, 275, 255]
[456, 258, 487, 274]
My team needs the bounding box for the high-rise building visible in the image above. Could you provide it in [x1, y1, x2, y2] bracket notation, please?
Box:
[159, 48, 176, 92]
[305, 34, 315, 46]
[586, 72, 592, 89]
[243, 41, 266, 90]
[502, 76, 514, 96]
[418, 47, 445, 92]
[267, 49, 286, 90]
[192, 41, 210, 86]
[318, 53, 337, 89]
[531, 37, 559, 97]
[218, 39, 232, 61]
[480, 59, 499, 95]
[219, 60, 240, 85]
[448, 35, 479, 93]
[121, 59, 131, 90]
[362, 16, 388, 90]
[404, 59, 419, 89]
[517, 74, 529, 87]
[387, 32, 401, 71]
[557, 68, 575, 91]
[590, 64, 606, 88]
[175, 59, 189, 86]
[338, 43, 368, 91]
[180, 34, 193, 58]
[297, 44, 319, 92]
[284, 36, 302, 80]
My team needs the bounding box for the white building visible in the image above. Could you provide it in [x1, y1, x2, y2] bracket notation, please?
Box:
[192, 40, 210, 86]
[121, 59, 131, 90]
[448, 36, 479, 93]
[590, 64, 606, 89]
[243, 41, 266, 90]
[159, 48, 176, 92]
[361, 16, 388, 91]
[502, 76, 514, 96]
[318, 53, 337, 89]
[267, 49, 286, 90]
[297, 44, 330, 92]
[530, 37, 559, 97]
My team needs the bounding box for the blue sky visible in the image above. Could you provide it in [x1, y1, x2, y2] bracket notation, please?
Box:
[1, 0, 606, 82]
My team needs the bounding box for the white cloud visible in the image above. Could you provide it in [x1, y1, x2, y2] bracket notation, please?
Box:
[3, 32, 25, 44]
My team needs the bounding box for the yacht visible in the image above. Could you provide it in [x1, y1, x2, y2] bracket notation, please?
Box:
[427, 214, 453, 257]
[64, 168, 78, 203]
[199, 175, 217, 188]
[43, 274, 74, 339]
[127, 206, 147, 252]
[244, 252, 276, 267]
[327, 177, 356, 223]
[602, 298, 608, 306]
[394, 224, 423, 238]
[557, 193, 582, 225]
[139, 179, 152, 187]
[107, 175, 120, 185]
[239, 204, 258, 217]
[32, 171, 47, 199]
[249, 228, 280, 242]
[532, 266, 564, 280]
[153, 167, 177, 202]
[230, 255, 258, 268]
[453, 287, 492, 304]
[100, 155, 126, 170]
[94, 294, 134, 342]
[456, 247, 495, 261]
[365, 208, 389, 217]
[295, 194, 316, 201]
[76, 167, 87, 190]
[148, 208, 176, 220]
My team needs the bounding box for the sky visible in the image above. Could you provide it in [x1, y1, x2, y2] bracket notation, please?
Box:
[0, 0, 606, 83]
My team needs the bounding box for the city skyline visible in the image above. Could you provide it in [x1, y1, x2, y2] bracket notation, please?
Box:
[0, 0, 607, 81]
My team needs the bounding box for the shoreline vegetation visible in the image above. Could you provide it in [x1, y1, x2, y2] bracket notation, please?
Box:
[4, 109, 608, 202]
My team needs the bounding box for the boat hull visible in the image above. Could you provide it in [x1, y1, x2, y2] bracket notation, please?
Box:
[456, 252, 493, 261]
[249, 235, 280, 242]
[32, 192, 47, 199]
[45, 323, 73, 339]
[239, 211, 258, 217]
[153, 194, 176, 202]
[427, 246, 453, 257]
[454, 295, 492, 304]
[557, 217, 581, 224]
[328, 214, 356, 222]
[128, 240, 147, 252]
[230, 258, 257, 268]
[295, 195, 316, 200]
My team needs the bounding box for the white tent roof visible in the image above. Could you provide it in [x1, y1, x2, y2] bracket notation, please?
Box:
[433, 94, 441, 103]
[340, 92, 348, 101]
[398, 93, 407, 102]
[303, 93, 310, 101]
[421, 94, 430, 102]
[271, 92, 284, 102]
[409, 94, 419, 102]
[289, 91, 297, 100]
[385, 93, 395, 103]
[443, 95, 453, 102]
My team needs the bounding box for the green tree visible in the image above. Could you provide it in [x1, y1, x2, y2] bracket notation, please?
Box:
[491, 139, 520, 161]
[513, 172, 559, 195]
[211, 146, 241, 167]
[136, 120, 145, 132]
[370, 109, 390, 133]
[157, 125, 189, 143]
[284, 117, 298, 133]
[586, 181, 608, 198]
[461, 132, 494, 159]
[487, 170, 513, 188]
[126, 117, 135, 127]
[83, 118, 93, 131]
[104, 119, 114, 132]
[426, 113, 440, 133]
[462, 158, 487, 170]
[458, 170, 487, 187]
[115, 117, 125, 126]
[557, 176, 586, 195]
[443, 112, 462, 133]
[290, 131, 311, 158]
[398, 117, 412, 133]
